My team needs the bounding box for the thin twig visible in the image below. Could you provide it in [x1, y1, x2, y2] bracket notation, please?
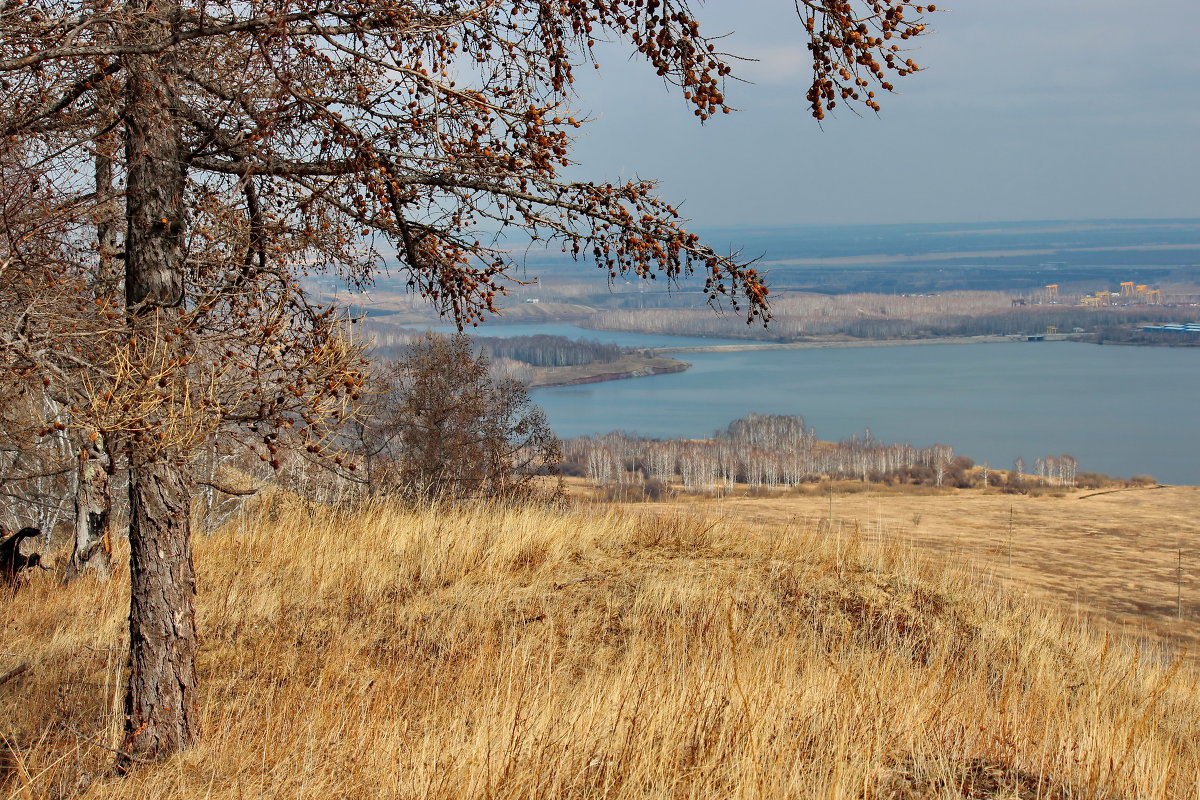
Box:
[196, 479, 259, 497]
[64, 720, 153, 766]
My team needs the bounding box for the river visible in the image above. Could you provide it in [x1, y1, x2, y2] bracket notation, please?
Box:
[428, 322, 752, 349]
[505, 330, 1200, 484]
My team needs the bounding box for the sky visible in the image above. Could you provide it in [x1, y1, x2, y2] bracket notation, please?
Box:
[563, 0, 1200, 230]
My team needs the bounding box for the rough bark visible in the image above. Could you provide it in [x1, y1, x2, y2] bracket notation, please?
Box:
[123, 62, 185, 311]
[120, 454, 199, 769]
[66, 433, 113, 580]
[117, 0, 199, 767]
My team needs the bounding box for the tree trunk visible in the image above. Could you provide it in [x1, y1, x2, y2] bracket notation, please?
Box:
[66, 84, 121, 583]
[118, 0, 198, 766]
[120, 454, 198, 768]
[65, 74, 121, 583]
[65, 433, 113, 580]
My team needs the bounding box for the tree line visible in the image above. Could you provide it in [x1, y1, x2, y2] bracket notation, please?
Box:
[477, 334, 626, 367]
[563, 414, 1085, 496]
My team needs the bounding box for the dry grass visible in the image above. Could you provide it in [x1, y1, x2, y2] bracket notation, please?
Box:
[2, 493, 1199, 798]
[650, 485, 1200, 655]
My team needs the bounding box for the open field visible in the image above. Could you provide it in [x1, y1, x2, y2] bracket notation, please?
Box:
[3, 494, 1200, 798]
[636, 484, 1200, 656]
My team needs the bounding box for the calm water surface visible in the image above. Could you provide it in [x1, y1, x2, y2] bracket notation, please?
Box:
[530, 339, 1200, 484]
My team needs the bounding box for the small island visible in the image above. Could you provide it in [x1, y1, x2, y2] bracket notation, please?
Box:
[527, 352, 688, 387]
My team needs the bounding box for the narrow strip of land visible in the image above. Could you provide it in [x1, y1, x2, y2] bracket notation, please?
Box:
[528, 354, 689, 387]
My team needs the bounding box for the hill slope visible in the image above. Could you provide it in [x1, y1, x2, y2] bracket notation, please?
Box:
[2, 497, 1197, 798]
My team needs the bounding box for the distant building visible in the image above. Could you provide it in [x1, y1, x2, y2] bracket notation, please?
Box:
[1140, 323, 1200, 335]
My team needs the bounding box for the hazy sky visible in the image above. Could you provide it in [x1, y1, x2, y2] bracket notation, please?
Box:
[564, 0, 1200, 229]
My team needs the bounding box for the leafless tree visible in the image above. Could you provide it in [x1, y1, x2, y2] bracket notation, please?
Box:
[359, 334, 560, 503]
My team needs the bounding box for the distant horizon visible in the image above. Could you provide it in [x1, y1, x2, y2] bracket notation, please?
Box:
[694, 217, 1200, 231]
[362, 217, 1200, 258]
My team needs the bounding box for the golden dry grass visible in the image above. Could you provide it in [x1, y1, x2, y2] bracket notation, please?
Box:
[2, 494, 1199, 798]
[648, 484, 1200, 654]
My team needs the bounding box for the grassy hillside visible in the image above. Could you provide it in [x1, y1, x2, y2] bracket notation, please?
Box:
[637, 484, 1200, 655]
[2, 495, 1198, 798]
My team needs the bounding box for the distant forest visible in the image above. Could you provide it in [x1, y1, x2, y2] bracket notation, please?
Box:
[477, 335, 624, 367]
[361, 325, 629, 368]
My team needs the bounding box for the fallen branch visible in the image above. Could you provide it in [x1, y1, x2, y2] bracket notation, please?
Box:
[0, 662, 29, 687]
[197, 479, 259, 497]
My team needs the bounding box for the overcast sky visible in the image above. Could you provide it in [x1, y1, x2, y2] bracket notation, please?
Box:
[563, 0, 1200, 229]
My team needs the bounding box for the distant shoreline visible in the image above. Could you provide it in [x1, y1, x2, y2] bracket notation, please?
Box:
[531, 334, 1094, 388]
[646, 333, 1064, 355]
